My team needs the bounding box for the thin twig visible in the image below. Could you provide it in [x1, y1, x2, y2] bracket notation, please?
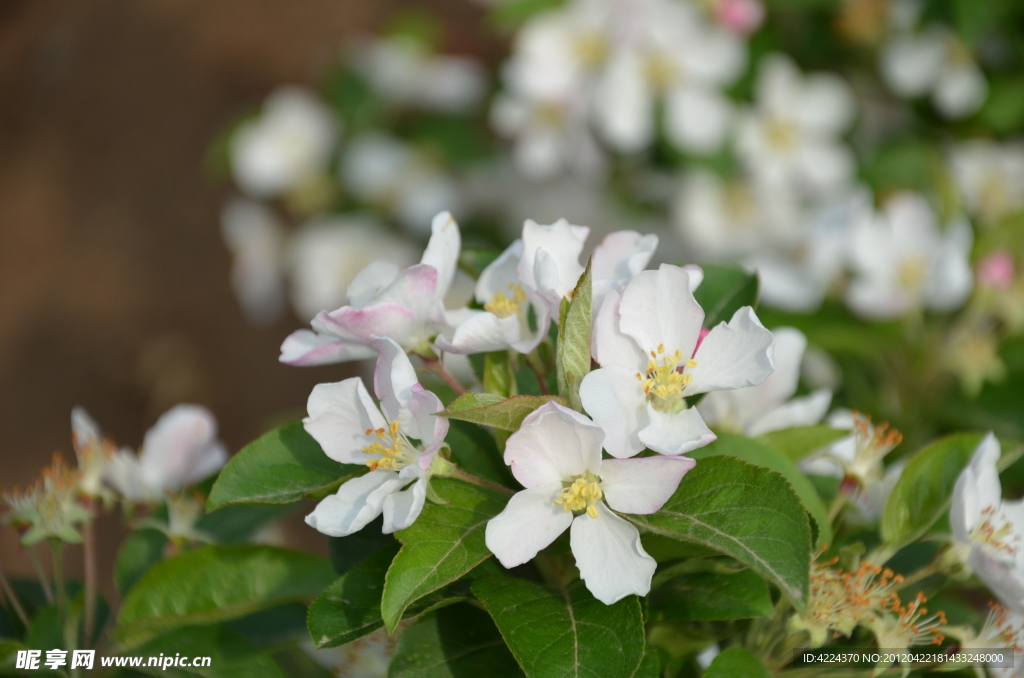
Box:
[83, 519, 97, 645]
[0, 559, 29, 627]
[424, 358, 467, 395]
[450, 468, 515, 496]
[25, 545, 53, 603]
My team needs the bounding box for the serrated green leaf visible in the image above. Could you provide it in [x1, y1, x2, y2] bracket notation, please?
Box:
[704, 647, 769, 678]
[132, 625, 284, 678]
[381, 478, 508, 631]
[389, 602, 524, 678]
[691, 433, 831, 547]
[691, 264, 759, 328]
[556, 259, 592, 411]
[438, 393, 569, 431]
[881, 432, 986, 549]
[632, 651, 661, 678]
[472, 577, 645, 678]
[756, 425, 849, 463]
[484, 351, 517, 397]
[627, 456, 811, 611]
[649, 569, 773, 622]
[207, 423, 363, 509]
[307, 545, 460, 648]
[115, 546, 335, 648]
[114, 529, 167, 596]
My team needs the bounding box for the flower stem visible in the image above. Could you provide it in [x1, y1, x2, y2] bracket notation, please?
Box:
[526, 351, 549, 395]
[0, 559, 29, 627]
[25, 544, 53, 603]
[50, 539, 66, 628]
[450, 468, 515, 496]
[83, 519, 97, 645]
[425, 357, 467, 395]
[827, 490, 846, 523]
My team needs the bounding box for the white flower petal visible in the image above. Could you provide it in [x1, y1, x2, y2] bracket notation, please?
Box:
[305, 378, 387, 465]
[591, 289, 645, 371]
[139, 405, 227, 492]
[570, 503, 656, 604]
[346, 260, 402, 308]
[382, 476, 428, 533]
[594, 49, 653, 153]
[579, 366, 648, 459]
[279, 329, 378, 366]
[880, 32, 945, 98]
[420, 211, 462, 304]
[485, 482, 574, 568]
[371, 336, 420, 433]
[600, 456, 695, 515]
[409, 388, 448, 469]
[619, 264, 704, 358]
[664, 85, 733, 155]
[638, 406, 717, 456]
[933, 64, 987, 119]
[746, 389, 833, 437]
[591, 231, 659, 285]
[518, 218, 588, 300]
[436, 311, 521, 354]
[305, 471, 403, 537]
[687, 307, 775, 395]
[504, 402, 604, 487]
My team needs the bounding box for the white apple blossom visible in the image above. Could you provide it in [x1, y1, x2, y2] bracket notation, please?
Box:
[949, 140, 1024, 226]
[288, 216, 418, 322]
[880, 25, 987, 120]
[950, 433, 1024, 613]
[70, 407, 115, 504]
[280, 211, 461, 365]
[737, 54, 856, 198]
[105, 405, 228, 504]
[230, 87, 340, 199]
[485, 401, 695, 604]
[845, 192, 973, 319]
[351, 36, 487, 113]
[339, 133, 464, 235]
[579, 264, 775, 458]
[698, 327, 831, 436]
[304, 337, 448, 536]
[220, 198, 287, 326]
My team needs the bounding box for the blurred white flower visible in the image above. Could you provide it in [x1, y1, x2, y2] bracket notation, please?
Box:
[737, 54, 856, 198]
[580, 264, 775, 458]
[340, 133, 463, 234]
[106, 405, 228, 504]
[352, 36, 487, 113]
[280, 211, 460, 365]
[220, 199, 287, 326]
[698, 327, 831, 436]
[880, 25, 987, 119]
[230, 87, 340, 198]
[845, 192, 973, 318]
[950, 140, 1024, 226]
[303, 627, 400, 678]
[288, 216, 418, 322]
[304, 337, 448, 536]
[485, 401, 695, 604]
[71, 407, 116, 504]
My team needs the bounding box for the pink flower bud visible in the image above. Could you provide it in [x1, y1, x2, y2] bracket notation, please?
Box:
[977, 250, 1015, 291]
[714, 0, 765, 36]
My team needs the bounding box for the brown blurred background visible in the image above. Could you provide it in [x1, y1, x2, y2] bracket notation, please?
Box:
[0, 0, 496, 597]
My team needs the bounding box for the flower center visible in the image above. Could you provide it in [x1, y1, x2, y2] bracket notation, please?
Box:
[764, 118, 798, 152]
[896, 256, 928, 292]
[484, 283, 528, 319]
[636, 344, 697, 413]
[644, 51, 679, 93]
[554, 473, 603, 519]
[361, 420, 419, 472]
[972, 506, 1022, 560]
[574, 32, 608, 68]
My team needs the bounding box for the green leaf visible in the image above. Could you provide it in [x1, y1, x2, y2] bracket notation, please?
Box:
[704, 647, 770, 678]
[691, 433, 832, 547]
[207, 423, 363, 510]
[632, 651, 661, 678]
[269, 646, 335, 678]
[382, 478, 508, 631]
[438, 393, 569, 431]
[329, 516, 397, 576]
[691, 263, 759, 328]
[472, 577, 646, 678]
[389, 602, 524, 678]
[197, 504, 295, 544]
[447, 420, 514, 485]
[756, 425, 849, 463]
[114, 529, 168, 596]
[627, 456, 811, 611]
[649, 569, 773, 622]
[556, 259, 592, 411]
[484, 351, 517, 397]
[226, 602, 309, 648]
[132, 625, 284, 678]
[881, 432, 986, 549]
[307, 546, 460, 648]
[115, 545, 336, 648]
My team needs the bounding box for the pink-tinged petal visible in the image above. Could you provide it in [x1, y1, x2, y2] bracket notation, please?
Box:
[485, 483, 573, 568]
[305, 471, 403, 537]
[372, 336, 419, 429]
[620, 264, 705, 358]
[420, 211, 462, 304]
[139, 405, 227, 492]
[570, 503, 656, 604]
[746, 389, 832, 437]
[322, 304, 422, 347]
[279, 329, 377, 366]
[638, 406, 717, 457]
[579, 367, 648, 459]
[382, 477, 428, 533]
[600, 456, 696, 515]
[409, 388, 448, 469]
[347, 260, 401, 308]
[591, 231, 658, 282]
[504, 402, 605, 487]
[591, 289, 645, 370]
[372, 264, 440, 311]
[687, 307, 775, 395]
[435, 311, 521, 355]
[304, 378, 386, 465]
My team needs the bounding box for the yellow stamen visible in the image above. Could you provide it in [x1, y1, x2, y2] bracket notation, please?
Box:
[484, 283, 528, 319]
[635, 345, 697, 413]
[553, 475, 603, 518]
